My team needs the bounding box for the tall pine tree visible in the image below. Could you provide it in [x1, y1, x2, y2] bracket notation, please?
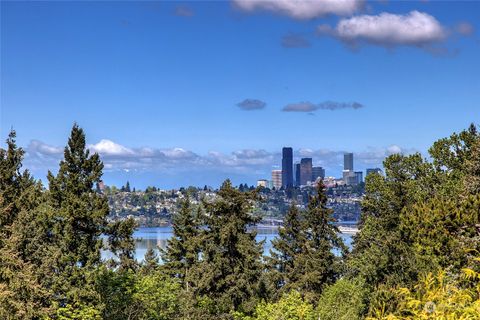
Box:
[190, 180, 264, 315]
[162, 198, 201, 290]
[293, 181, 346, 302]
[267, 204, 305, 297]
[0, 130, 53, 318]
[47, 124, 110, 307]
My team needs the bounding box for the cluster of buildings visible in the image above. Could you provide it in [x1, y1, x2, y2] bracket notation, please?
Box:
[257, 147, 383, 189]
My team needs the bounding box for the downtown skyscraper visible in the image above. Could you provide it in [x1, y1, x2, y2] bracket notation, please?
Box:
[344, 153, 354, 171]
[299, 158, 313, 186]
[282, 147, 293, 188]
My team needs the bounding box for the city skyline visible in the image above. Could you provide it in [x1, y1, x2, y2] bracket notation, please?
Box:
[1, 1, 479, 188]
[265, 149, 369, 189]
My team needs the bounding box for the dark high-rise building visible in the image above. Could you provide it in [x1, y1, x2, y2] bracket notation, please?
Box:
[282, 147, 293, 188]
[354, 171, 363, 184]
[344, 153, 354, 171]
[312, 166, 325, 181]
[295, 163, 301, 187]
[299, 158, 313, 186]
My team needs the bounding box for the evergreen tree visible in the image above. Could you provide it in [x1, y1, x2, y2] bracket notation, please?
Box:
[46, 124, 110, 306]
[162, 199, 201, 290]
[141, 247, 160, 275]
[0, 130, 26, 229]
[463, 126, 480, 195]
[267, 204, 305, 297]
[292, 181, 346, 302]
[105, 218, 137, 271]
[348, 151, 440, 287]
[0, 131, 53, 318]
[190, 180, 264, 315]
[350, 124, 480, 294]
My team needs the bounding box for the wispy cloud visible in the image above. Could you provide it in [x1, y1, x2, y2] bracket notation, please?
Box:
[281, 33, 311, 48]
[236, 99, 267, 111]
[232, 0, 363, 20]
[455, 22, 474, 36]
[175, 5, 194, 17]
[283, 101, 364, 112]
[317, 11, 447, 50]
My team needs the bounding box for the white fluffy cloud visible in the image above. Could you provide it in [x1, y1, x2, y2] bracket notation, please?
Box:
[24, 139, 417, 180]
[233, 0, 363, 19]
[88, 139, 134, 156]
[318, 11, 447, 47]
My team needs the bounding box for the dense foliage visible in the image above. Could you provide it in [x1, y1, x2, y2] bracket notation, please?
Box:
[0, 124, 479, 319]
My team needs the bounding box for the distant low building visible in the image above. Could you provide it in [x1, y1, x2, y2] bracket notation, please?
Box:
[323, 176, 338, 188]
[366, 168, 383, 176]
[343, 170, 356, 185]
[257, 179, 268, 188]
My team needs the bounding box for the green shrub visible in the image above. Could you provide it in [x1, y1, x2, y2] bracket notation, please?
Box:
[317, 278, 368, 320]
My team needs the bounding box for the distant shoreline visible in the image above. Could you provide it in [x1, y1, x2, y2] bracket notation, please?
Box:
[135, 221, 360, 234]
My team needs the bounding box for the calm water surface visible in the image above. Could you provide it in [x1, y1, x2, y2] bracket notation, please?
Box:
[102, 226, 354, 262]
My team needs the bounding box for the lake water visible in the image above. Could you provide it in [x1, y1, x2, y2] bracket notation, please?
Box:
[102, 226, 355, 262]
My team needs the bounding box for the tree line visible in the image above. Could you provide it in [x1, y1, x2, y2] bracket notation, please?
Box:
[0, 123, 479, 319]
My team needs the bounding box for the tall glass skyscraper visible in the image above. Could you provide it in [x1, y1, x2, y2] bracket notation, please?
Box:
[282, 147, 293, 188]
[299, 158, 313, 186]
[295, 163, 301, 187]
[344, 153, 354, 171]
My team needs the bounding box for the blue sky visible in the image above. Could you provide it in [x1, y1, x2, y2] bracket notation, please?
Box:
[1, 1, 479, 189]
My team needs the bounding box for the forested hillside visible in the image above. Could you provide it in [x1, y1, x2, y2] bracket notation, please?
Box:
[1, 124, 479, 319]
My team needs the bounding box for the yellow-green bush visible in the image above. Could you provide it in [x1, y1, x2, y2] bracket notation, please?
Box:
[368, 262, 480, 320]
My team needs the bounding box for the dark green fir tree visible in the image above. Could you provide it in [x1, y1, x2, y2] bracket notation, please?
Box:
[161, 199, 201, 290]
[46, 124, 111, 306]
[190, 180, 264, 315]
[293, 181, 347, 302]
[267, 204, 305, 297]
[0, 130, 53, 318]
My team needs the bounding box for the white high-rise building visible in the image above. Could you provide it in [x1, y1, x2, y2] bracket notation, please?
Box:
[271, 170, 282, 189]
